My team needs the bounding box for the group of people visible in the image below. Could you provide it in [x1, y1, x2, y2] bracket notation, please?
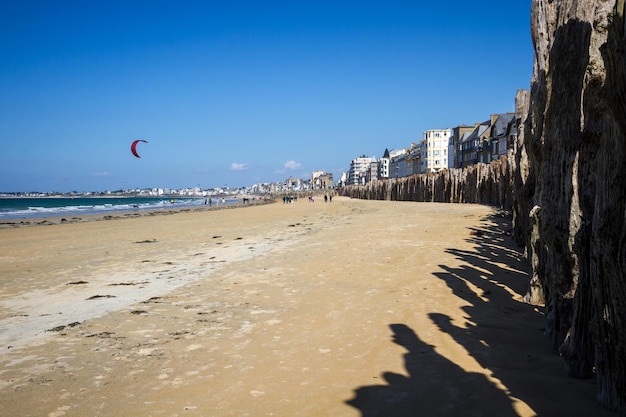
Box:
[283, 194, 333, 204]
[204, 197, 226, 206]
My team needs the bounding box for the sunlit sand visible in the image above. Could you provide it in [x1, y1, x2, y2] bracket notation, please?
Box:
[0, 197, 609, 416]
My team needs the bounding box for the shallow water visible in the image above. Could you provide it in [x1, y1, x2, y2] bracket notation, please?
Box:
[0, 197, 237, 219]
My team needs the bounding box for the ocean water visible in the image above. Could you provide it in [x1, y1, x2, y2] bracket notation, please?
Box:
[0, 197, 235, 220]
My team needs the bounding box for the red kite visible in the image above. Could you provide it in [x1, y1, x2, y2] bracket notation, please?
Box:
[131, 140, 148, 158]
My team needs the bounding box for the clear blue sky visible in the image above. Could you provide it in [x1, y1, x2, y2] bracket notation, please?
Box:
[1, 0, 533, 192]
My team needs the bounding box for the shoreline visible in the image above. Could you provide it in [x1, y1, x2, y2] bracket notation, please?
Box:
[0, 196, 273, 229]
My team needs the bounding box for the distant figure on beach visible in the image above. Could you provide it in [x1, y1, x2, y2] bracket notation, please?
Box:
[329, 194, 332, 202]
[209, 198, 212, 206]
[324, 194, 328, 203]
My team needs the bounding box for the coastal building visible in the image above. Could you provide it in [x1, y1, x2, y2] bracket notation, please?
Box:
[337, 172, 348, 187]
[490, 113, 517, 161]
[285, 177, 302, 190]
[311, 171, 334, 189]
[310, 171, 325, 183]
[458, 120, 491, 168]
[388, 149, 408, 179]
[419, 129, 451, 174]
[451, 125, 476, 168]
[455, 131, 473, 168]
[505, 117, 519, 156]
[366, 158, 379, 182]
[348, 156, 374, 185]
[406, 144, 421, 176]
[378, 149, 391, 178]
[479, 113, 515, 164]
[456, 114, 517, 167]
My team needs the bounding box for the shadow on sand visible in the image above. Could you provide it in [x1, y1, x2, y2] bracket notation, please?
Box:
[346, 211, 611, 417]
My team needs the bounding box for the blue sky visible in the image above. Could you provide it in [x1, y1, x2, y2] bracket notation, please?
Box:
[1, 1, 533, 192]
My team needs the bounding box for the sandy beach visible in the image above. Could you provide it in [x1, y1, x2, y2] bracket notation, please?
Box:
[0, 197, 612, 417]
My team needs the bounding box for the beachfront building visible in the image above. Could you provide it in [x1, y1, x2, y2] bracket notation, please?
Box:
[337, 172, 348, 187]
[458, 120, 491, 168]
[504, 116, 519, 157]
[348, 155, 374, 185]
[321, 173, 334, 189]
[455, 130, 474, 168]
[285, 176, 303, 191]
[457, 114, 517, 167]
[378, 149, 391, 178]
[406, 143, 421, 176]
[387, 146, 419, 178]
[419, 129, 451, 174]
[451, 125, 476, 168]
[388, 149, 407, 179]
[487, 113, 516, 162]
[366, 158, 379, 182]
[311, 171, 334, 189]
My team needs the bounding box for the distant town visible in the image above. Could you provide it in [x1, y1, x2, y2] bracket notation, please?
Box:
[2, 90, 525, 199]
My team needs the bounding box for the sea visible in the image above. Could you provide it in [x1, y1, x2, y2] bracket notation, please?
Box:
[0, 196, 236, 220]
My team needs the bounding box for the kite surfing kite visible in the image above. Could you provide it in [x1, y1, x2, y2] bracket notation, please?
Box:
[131, 140, 148, 158]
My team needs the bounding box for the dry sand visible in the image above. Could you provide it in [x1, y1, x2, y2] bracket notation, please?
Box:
[0, 197, 613, 417]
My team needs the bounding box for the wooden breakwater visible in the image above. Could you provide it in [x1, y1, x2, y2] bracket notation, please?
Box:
[339, 156, 514, 210]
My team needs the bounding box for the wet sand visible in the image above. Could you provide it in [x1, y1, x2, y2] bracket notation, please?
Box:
[0, 197, 612, 416]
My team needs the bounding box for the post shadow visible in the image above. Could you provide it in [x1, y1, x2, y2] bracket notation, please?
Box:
[345, 323, 519, 417]
[346, 211, 614, 416]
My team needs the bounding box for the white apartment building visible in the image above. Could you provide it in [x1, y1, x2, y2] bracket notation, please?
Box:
[348, 156, 374, 185]
[366, 158, 379, 182]
[378, 149, 390, 179]
[378, 157, 390, 178]
[338, 172, 348, 187]
[419, 129, 452, 174]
